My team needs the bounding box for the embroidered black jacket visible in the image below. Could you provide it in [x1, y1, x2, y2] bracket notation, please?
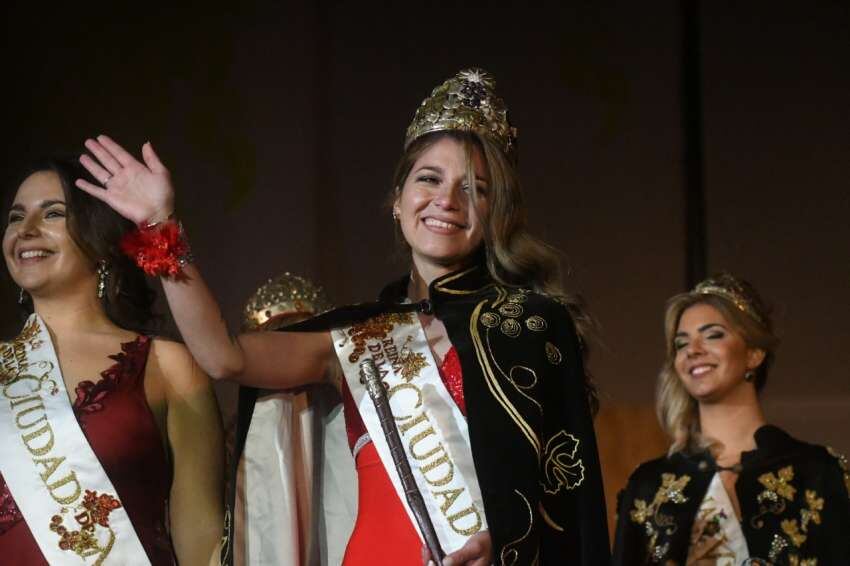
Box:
[612, 425, 850, 565]
[224, 262, 611, 566]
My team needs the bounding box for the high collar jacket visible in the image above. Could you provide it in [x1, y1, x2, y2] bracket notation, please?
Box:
[227, 262, 611, 566]
[612, 425, 850, 565]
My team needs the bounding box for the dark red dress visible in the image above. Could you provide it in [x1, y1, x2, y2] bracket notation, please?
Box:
[0, 336, 175, 565]
[341, 346, 466, 565]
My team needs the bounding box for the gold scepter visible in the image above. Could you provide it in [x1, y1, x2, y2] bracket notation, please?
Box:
[359, 359, 445, 565]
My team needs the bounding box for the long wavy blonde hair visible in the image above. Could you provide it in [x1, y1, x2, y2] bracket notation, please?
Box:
[656, 277, 779, 454]
[389, 130, 599, 411]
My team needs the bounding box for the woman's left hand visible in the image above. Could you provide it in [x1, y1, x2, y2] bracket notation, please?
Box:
[422, 530, 493, 566]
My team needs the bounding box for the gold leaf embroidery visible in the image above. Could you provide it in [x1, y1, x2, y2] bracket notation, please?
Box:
[397, 348, 428, 380]
[800, 489, 823, 532]
[479, 311, 500, 328]
[541, 431, 584, 494]
[758, 465, 797, 503]
[629, 473, 691, 562]
[781, 519, 806, 548]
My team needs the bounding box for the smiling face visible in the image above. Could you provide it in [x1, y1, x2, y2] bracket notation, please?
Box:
[3, 171, 96, 299]
[394, 136, 489, 279]
[673, 302, 766, 403]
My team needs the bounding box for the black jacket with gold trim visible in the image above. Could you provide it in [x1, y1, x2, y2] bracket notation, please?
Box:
[225, 262, 610, 565]
[612, 425, 850, 565]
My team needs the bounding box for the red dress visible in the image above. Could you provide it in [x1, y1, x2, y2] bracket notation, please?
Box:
[341, 347, 466, 565]
[0, 336, 175, 565]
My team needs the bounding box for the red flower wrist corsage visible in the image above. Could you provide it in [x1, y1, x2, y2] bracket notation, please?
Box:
[120, 218, 193, 278]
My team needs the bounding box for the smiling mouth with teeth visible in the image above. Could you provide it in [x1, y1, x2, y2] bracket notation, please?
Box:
[423, 217, 466, 230]
[18, 250, 54, 260]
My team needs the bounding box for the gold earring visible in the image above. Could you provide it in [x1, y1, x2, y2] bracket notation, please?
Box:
[96, 261, 110, 299]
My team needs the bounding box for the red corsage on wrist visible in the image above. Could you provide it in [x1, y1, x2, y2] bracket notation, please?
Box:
[120, 217, 193, 278]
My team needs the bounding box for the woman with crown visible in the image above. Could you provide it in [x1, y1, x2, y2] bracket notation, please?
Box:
[76, 68, 611, 565]
[612, 274, 850, 565]
[1, 157, 224, 565]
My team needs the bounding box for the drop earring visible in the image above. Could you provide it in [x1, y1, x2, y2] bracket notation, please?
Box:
[96, 260, 110, 299]
[18, 288, 26, 305]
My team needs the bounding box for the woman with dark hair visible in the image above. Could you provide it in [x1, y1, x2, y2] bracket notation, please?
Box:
[0, 158, 224, 565]
[612, 273, 850, 565]
[77, 68, 610, 565]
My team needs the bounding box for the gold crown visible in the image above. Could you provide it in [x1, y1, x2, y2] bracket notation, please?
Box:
[242, 273, 332, 331]
[404, 68, 517, 157]
[693, 274, 765, 324]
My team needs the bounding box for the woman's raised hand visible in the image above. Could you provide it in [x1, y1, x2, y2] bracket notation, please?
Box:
[77, 135, 175, 225]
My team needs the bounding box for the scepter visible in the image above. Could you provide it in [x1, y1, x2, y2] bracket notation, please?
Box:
[359, 359, 445, 565]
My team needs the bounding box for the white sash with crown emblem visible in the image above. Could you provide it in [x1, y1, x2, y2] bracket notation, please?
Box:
[333, 311, 487, 553]
[0, 314, 151, 565]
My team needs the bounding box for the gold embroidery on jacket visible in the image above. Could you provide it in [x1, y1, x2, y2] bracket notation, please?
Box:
[470, 300, 540, 457]
[752, 465, 796, 529]
[753, 465, 823, 565]
[538, 501, 564, 532]
[500, 490, 534, 566]
[544, 342, 562, 365]
[541, 431, 585, 494]
[629, 473, 691, 563]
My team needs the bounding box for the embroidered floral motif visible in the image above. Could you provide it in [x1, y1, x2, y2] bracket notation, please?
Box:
[826, 446, 850, 496]
[347, 312, 414, 363]
[781, 519, 806, 547]
[753, 465, 796, 529]
[50, 490, 122, 562]
[758, 466, 797, 503]
[397, 346, 428, 381]
[800, 490, 823, 531]
[541, 431, 584, 494]
[629, 473, 691, 562]
[788, 557, 818, 566]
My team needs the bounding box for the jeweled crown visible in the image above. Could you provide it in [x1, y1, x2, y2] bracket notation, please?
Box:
[693, 273, 766, 324]
[404, 68, 517, 157]
[242, 273, 332, 331]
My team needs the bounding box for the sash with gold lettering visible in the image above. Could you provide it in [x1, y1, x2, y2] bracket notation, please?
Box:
[332, 311, 487, 553]
[0, 315, 152, 565]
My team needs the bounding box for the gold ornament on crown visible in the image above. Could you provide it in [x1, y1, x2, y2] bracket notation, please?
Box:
[404, 68, 517, 157]
[242, 273, 332, 331]
[693, 274, 765, 324]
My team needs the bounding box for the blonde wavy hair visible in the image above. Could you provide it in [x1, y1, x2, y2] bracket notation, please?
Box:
[656, 275, 779, 454]
[389, 130, 599, 411]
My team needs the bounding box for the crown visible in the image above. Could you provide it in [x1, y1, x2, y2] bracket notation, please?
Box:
[242, 273, 332, 331]
[693, 273, 765, 324]
[404, 68, 517, 157]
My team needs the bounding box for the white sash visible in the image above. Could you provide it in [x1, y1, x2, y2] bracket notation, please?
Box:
[333, 311, 487, 553]
[0, 314, 152, 565]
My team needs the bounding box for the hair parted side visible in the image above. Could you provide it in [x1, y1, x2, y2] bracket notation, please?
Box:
[656, 274, 779, 454]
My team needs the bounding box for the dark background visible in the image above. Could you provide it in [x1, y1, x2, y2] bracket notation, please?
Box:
[3, 0, 848, 532]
